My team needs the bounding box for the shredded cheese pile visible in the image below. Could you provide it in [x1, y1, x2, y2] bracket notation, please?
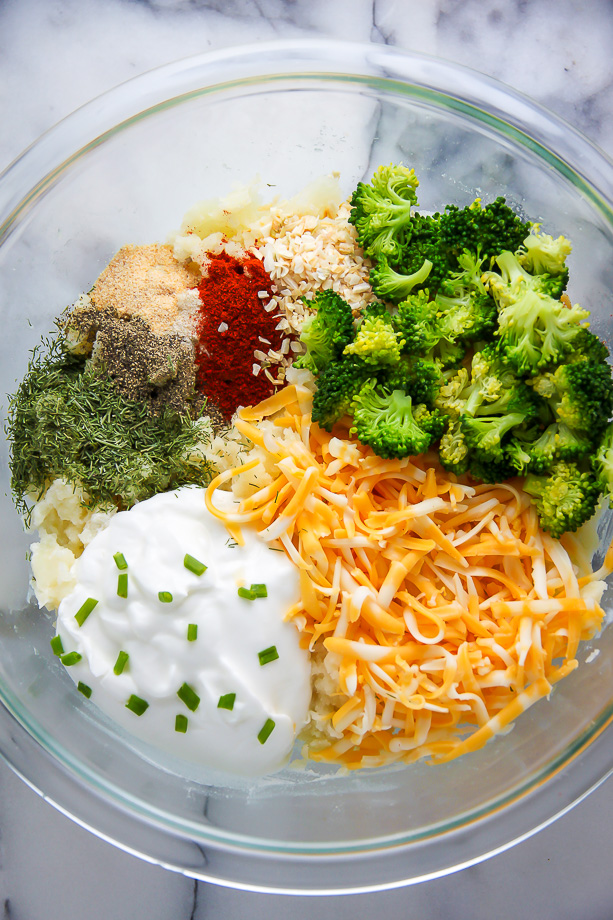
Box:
[205, 383, 613, 770]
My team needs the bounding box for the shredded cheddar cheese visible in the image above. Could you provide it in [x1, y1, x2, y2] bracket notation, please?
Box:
[206, 383, 611, 769]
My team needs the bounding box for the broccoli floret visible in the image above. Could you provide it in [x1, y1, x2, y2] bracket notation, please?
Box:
[565, 327, 611, 365]
[492, 287, 589, 374]
[434, 366, 472, 418]
[349, 382, 435, 458]
[393, 212, 452, 293]
[486, 249, 568, 302]
[296, 291, 355, 375]
[518, 229, 571, 292]
[311, 356, 372, 431]
[506, 435, 535, 475]
[349, 163, 420, 264]
[434, 346, 536, 423]
[461, 411, 528, 462]
[392, 291, 468, 367]
[593, 421, 613, 507]
[382, 354, 442, 405]
[524, 461, 601, 538]
[524, 422, 593, 473]
[468, 453, 517, 485]
[413, 404, 448, 440]
[427, 338, 467, 370]
[344, 311, 404, 366]
[438, 417, 470, 476]
[435, 251, 498, 343]
[530, 360, 613, 440]
[369, 256, 433, 303]
[438, 196, 532, 266]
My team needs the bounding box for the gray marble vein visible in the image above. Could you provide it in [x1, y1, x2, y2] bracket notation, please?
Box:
[2, 0, 613, 918]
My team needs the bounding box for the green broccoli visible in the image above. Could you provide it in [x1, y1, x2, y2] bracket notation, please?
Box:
[461, 411, 529, 462]
[522, 422, 593, 473]
[593, 421, 613, 506]
[565, 327, 611, 365]
[295, 290, 355, 375]
[344, 310, 404, 366]
[518, 228, 571, 292]
[530, 359, 613, 440]
[523, 461, 601, 538]
[438, 418, 470, 476]
[494, 290, 589, 374]
[310, 356, 372, 431]
[349, 163, 420, 264]
[349, 382, 436, 458]
[435, 251, 498, 343]
[382, 354, 442, 405]
[486, 249, 569, 302]
[369, 256, 434, 303]
[438, 196, 532, 267]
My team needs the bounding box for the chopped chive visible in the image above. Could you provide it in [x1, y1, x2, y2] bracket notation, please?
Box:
[158, 591, 173, 603]
[117, 572, 128, 598]
[77, 681, 92, 699]
[184, 554, 207, 576]
[113, 552, 128, 570]
[238, 587, 255, 600]
[50, 635, 64, 657]
[187, 623, 198, 642]
[113, 650, 129, 675]
[217, 693, 236, 711]
[250, 583, 268, 598]
[125, 694, 149, 716]
[75, 597, 98, 627]
[257, 718, 276, 744]
[177, 682, 200, 712]
[60, 651, 82, 666]
[175, 714, 188, 733]
[258, 645, 279, 666]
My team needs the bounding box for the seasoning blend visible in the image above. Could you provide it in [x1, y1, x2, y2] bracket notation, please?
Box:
[195, 252, 285, 420]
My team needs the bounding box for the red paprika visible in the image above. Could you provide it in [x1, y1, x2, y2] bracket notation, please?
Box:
[195, 251, 283, 420]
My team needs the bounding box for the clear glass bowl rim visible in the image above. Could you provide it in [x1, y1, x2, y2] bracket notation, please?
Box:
[2, 37, 613, 893]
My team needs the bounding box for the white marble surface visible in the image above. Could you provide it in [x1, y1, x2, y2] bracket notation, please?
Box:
[2, 0, 613, 917]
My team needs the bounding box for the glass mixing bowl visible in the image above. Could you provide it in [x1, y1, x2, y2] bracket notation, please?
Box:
[2, 39, 613, 895]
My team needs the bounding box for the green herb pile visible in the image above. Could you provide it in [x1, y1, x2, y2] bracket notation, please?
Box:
[298, 163, 613, 539]
[7, 335, 214, 519]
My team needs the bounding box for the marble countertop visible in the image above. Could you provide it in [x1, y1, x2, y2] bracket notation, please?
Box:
[2, 1, 613, 917]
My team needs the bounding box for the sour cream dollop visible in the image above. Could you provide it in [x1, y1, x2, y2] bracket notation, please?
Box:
[55, 486, 311, 776]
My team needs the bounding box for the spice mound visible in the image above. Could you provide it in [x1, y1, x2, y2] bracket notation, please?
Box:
[90, 243, 200, 337]
[194, 250, 285, 421]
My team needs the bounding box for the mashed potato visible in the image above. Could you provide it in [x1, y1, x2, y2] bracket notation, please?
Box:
[29, 479, 116, 610]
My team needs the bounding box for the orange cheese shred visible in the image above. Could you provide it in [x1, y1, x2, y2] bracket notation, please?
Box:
[210, 384, 611, 769]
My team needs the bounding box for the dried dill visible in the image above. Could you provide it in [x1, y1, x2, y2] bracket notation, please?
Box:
[6, 335, 215, 519]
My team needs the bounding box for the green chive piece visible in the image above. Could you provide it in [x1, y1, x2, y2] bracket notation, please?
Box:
[258, 718, 276, 744]
[217, 693, 236, 711]
[250, 583, 268, 598]
[75, 597, 98, 627]
[77, 681, 92, 699]
[117, 573, 128, 598]
[60, 651, 82, 667]
[50, 635, 64, 657]
[113, 552, 128, 570]
[158, 591, 173, 603]
[184, 554, 207, 576]
[238, 587, 255, 600]
[187, 623, 198, 642]
[113, 650, 129, 675]
[175, 714, 188, 733]
[177, 682, 200, 712]
[258, 645, 279, 666]
[125, 694, 149, 716]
